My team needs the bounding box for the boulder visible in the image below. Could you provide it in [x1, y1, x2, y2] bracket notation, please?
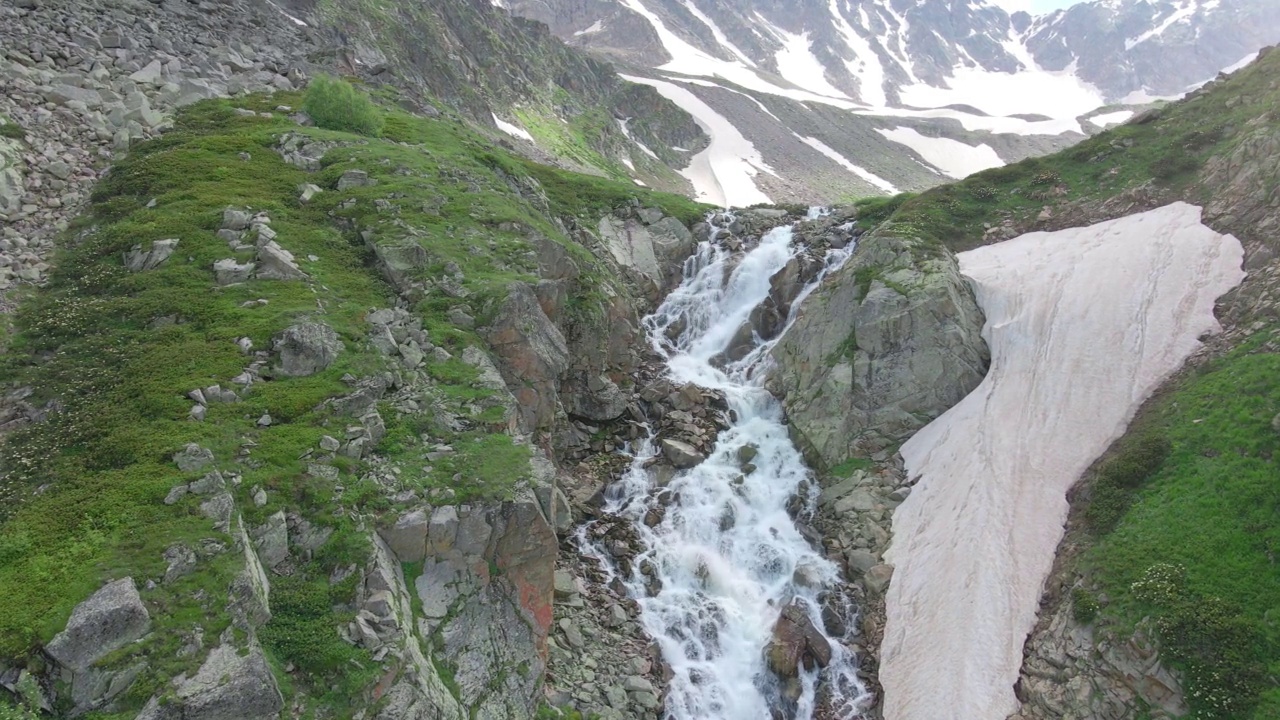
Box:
[135, 642, 283, 720]
[378, 508, 431, 563]
[768, 234, 989, 468]
[44, 84, 102, 107]
[0, 137, 23, 216]
[336, 169, 374, 190]
[275, 323, 343, 377]
[46, 578, 150, 670]
[213, 258, 255, 285]
[660, 438, 705, 469]
[173, 443, 214, 473]
[255, 241, 307, 280]
[123, 239, 178, 272]
[365, 234, 429, 292]
[435, 501, 556, 719]
[864, 564, 894, 595]
[764, 600, 832, 678]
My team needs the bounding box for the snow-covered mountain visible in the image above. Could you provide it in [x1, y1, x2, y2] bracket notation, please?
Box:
[502, 0, 1280, 205]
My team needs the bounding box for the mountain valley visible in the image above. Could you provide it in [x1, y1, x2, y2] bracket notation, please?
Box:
[0, 0, 1277, 719]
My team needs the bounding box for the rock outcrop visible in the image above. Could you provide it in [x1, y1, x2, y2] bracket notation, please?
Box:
[274, 322, 343, 377]
[375, 500, 558, 720]
[46, 578, 150, 671]
[135, 642, 284, 720]
[767, 234, 989, 468]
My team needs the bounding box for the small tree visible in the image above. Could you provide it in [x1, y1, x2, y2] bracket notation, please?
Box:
[303, 75, 384, 137]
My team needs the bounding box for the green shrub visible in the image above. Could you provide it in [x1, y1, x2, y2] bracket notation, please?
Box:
[1150, 154, 1200, 180]
[0, 119, 24, 141]
[259, 573, 365, 679]
[1100, 435, 1171, 489]
[0, 701, 37, 720]
[303, 75, 384, 137]
[853, 192, 916, 231]
[1071, 587, 1100, 624]
[1085, 434, 1171, 533]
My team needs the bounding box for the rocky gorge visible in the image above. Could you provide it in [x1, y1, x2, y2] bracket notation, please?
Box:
[0, 0, 1278, 719]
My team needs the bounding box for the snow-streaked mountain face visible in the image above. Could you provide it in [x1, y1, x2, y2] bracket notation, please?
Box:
[505, 0, 1280, 206]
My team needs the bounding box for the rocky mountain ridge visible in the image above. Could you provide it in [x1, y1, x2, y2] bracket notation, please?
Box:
[503, 0, 1280, 203]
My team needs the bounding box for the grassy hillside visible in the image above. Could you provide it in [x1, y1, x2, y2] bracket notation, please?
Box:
[0, 86, 705, 717]
[1080, 335, 1280, 719]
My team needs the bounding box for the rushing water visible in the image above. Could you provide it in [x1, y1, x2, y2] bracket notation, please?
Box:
[584, 214, 870, 719]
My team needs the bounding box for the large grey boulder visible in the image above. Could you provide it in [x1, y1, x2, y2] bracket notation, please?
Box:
[365, 234, 429, 293]
[596, 213, 696, 293]
[213, 258, 255, 285]
[174, 443, 215, 473]
[46, 578, 150, 670]
[378, 508, 431, 563]
[660, 438, 705, 469]
[767, 234, 989, 467]
[135, 641, 283, 720]
[275, 323, 343, 377]
[432, 501, 556, 720]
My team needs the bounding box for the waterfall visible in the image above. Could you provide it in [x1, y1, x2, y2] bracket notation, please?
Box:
[583, 213, 870, 719]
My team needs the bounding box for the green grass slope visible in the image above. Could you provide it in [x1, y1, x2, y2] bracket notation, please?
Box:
[0, 87, 705, 717]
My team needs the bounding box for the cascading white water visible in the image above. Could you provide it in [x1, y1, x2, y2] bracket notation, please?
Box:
[590, 216, 870, 719]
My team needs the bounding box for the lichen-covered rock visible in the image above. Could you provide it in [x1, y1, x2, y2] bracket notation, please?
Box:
[255, 240, 307, 280]
[596, 212, 695, 293]
[365, 234, 429, 293]
[123, 239, 178, 272]
[483, 282, 569, 432]
[135, 641, 283, 720]
[377, 508, 431, 564]
[173, 443, 215, 473]
[46, 578, 150, 671]
[275, 322, 343, 377]
[767, 234, 989, 467]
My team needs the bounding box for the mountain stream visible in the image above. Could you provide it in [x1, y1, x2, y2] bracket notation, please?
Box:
[581, 213, 870, 719]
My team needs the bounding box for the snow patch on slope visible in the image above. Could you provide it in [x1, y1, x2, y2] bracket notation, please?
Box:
[880, 202, 1244, 720]
[492, 114, 535, 143]
[617, 118, 660, 159]
[680, 0, 756, 66]
[1089, 110, 1134, 127]
[761, 20, 854, 100]
[898, 62, 1103, 133]
[621, 74, 773, 207]
[796, 135, 898, 193]
[1126, 0, 1197, 50]
[876, 127, 1003, 179]
[829, 0, 887, 107]
[615, 0, 860, 108]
